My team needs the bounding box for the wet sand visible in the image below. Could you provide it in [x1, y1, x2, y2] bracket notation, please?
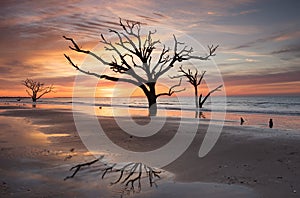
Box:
[0, 105, 300, 197]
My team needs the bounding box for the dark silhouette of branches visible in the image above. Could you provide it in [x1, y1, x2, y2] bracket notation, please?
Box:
[64, 157, 161, 195]
[64, 18, 217, 115]
[64, 156, 103, 180]
[156, 78, 185, 98]
[22, 78, 54, 102]
[171, 65, 222, 114]
[199, 84, 223, 108]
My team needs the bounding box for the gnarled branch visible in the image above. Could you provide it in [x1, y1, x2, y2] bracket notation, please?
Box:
[156, 78, 185, 98]
[154, 35, 218, 80]
[199, 84, 223, 108]
[64, 156, 103, 180]
[64, 54, 140, 86]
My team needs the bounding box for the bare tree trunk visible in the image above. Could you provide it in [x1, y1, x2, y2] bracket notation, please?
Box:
[199, 94, 203, 108]
[199, 85, 222, 108]
[195, 111, 198, 118]
[199, 101, 203, 108]
[32, 95, 37, 108]
[147, 94, 157, 116]
[194, 86, 199, 110]
[147, 83, 157, 116]
[194, 86, 199, 118]
[32, 93, 37, 102]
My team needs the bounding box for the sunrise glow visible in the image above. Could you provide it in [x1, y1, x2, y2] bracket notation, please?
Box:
[0, 1, 299, 97]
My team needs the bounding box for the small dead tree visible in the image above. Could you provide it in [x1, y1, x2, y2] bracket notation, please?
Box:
[172, 65, 222, 110]
[22, 78, 54, 102]
[63, 19, 217, 116]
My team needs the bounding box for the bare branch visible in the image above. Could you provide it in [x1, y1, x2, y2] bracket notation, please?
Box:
[101, 163, 117, 179]
[154, 36, 218, 80]
[197, 71, 206, 86]
[64, 156, 104, 180]
[37, 84, 54, 99]
[25, 89, 32, 97]
[171, 66, 206, 87]
[208, 84, 223, 95]
[152, 45, 170, 75]
[189, 45, 219, 60]
[119, 18, 142, 57]
[64, 54, 140, 86]
[156, 78, 185, 98]
[63, 36, 111, 66]
[109, 29, 136, 54]
[111, 163, 135, 185]
[199, 84, 223, 108]
[100, 33, 148, 84]
[64, 33, 147, 84]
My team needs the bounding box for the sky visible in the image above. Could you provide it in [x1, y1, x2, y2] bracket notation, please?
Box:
[0, 0, 300, 97]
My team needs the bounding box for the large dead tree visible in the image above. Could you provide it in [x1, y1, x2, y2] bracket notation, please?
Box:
[22, 78, 54, 102]
[173, 65, 222, 110]
[64, 19, 217, 115]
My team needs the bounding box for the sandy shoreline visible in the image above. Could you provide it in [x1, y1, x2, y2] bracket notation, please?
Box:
[1, 105, 300, 197]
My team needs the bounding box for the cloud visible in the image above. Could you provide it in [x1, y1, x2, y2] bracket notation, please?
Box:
[231, 44, 252, 50]
[245, 58, 258, 62]
[35, 76, 76, 86]
[273, 31, 300, 41]
[218, 59, 257, 67]
[0, 60, 43, 80]
[222, 50, 269, 57]
[226, 58, 242, 61]
[202, 23, 260, 35]
[207, 12, 216, 15]
[271, 44, 300, 54]
[231, 36, 277, 50]
[224, 70, 300, 86]
[237, 9, 259, 15]
[226, 81, 300, 96]
[0, 1, 123, 41]
[231, 31, 300, 50]
[152, 12, 168, 18]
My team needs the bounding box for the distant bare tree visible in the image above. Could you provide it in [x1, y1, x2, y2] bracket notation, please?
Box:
[172, 65, 222, 116]
[22, 78, 54, 102]
[63, 19, 217, 115]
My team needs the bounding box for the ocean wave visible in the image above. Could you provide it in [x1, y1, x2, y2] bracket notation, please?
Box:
[2, 96, 300, 117]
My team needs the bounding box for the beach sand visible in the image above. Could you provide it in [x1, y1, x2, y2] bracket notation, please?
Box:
[0, 105, 300, 197]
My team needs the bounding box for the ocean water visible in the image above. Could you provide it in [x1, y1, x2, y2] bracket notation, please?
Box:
[1, 96, 300, 130]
